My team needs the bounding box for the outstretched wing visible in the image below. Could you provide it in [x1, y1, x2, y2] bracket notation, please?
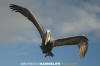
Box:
[9, 4, 45, 42]
[53, 36, 88, 58]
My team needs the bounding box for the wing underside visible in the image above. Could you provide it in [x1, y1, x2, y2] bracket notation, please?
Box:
[9, 4, 45, 42]
[53, 36, 88, 58]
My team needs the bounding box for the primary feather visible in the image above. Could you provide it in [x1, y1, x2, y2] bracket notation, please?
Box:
[10, 4, 45, 42]
[53, 36, 88, 58]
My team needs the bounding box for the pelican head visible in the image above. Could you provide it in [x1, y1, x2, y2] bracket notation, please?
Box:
[45, 29, 51, 45]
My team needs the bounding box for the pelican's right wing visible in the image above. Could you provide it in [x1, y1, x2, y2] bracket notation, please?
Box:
[53, 36, 88, 58]
[9, 4, 45, 42]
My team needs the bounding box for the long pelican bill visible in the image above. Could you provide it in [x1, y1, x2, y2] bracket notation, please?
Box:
[45, 30, 50, 45]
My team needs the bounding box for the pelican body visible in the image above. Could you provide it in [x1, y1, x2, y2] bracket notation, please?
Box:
[40, 29, 54, 57]
[10, 4, 88, 58]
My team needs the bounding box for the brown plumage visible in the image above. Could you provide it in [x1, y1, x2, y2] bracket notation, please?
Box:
[78, 40, 88, 58]
[9, 4, 88, 58]
[53, 36, 88, 58]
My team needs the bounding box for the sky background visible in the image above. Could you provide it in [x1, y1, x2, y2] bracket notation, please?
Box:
[0, 0, 100, 66]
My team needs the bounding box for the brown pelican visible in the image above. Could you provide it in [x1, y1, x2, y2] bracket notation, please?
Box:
[9, 4, 88, 58]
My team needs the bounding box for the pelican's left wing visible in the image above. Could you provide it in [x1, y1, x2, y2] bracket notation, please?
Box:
[53, 36, 88, 58]
[9, 4, 45, 42]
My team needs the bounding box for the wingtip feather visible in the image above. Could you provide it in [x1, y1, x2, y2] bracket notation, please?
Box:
[78, 42, 88, 58]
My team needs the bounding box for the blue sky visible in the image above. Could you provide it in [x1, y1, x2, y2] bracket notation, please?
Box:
[0, 0, 100, 66]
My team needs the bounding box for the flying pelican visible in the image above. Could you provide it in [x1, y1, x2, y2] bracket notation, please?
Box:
[9, 4, 88, 58]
